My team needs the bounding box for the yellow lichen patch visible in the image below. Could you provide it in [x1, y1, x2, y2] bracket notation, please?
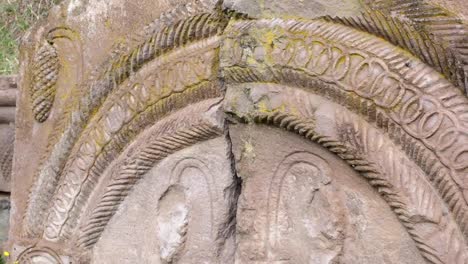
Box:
[256, 99, 287, 114]
[242, 138, 256, 161]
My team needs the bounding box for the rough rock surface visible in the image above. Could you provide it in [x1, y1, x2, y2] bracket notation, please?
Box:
[0, 75, 16, 192]
[0, 75, 16, 249]
[0, 195, 10, 249]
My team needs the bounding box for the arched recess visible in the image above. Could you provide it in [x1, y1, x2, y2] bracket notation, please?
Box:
[15, 5, 242, 262]
[10, 3, 468, 264]
[221, 18, 468, 263]
[21, 8, 234, 241]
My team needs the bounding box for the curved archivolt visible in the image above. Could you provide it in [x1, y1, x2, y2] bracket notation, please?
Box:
[221, 18, 468, 263]
[16, 4, 468, 264]
[326, 0, 468, 93]
[22, 5, 241, 239]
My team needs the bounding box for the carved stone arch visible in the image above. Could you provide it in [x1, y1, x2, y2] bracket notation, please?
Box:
[13, 2, 237, 262]
[8, 0, 468, 263]
[21, 5, 235, 238]
[221, 18, 468, 263]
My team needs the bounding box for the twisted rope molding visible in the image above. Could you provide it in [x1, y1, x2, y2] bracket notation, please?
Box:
[234, 109, 466, 263]
[221, 18, 468, 238]
[23, 7, 244, 238]
[326, 0, 468, 92]
[76, 98, 224, 249]
[15, 3, 468, 262]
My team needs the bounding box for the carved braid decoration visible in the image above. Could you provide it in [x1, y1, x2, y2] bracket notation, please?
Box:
[13, 1, 468, 263]
[221, 18, 468, 237]
[0, 75, 16, 192]
[326, 0, 468, 93]
[22, 7, 244, 238]
[233, 106, 467, 263]
[77, 99, 223, 250]
[221, 19, 468, 263]
[30, 40, 59, 123]
[29, 26, 82, 124]
[134, 0, 221, 44]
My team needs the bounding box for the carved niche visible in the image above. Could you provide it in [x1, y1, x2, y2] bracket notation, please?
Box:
[7, 0, 468, 263]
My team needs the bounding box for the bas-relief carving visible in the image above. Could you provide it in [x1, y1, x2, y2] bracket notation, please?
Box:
[77, 99, 224, 251]
[22, 7, 237, 241]
[91, 137, 236, 264]
[230, 124, 426, 263]
[29, 27, 83, 123]
[225, 84, 467, 263]
[267, 152, 345, 262]
[8, 0, 468, 263]
[221, 18, 468, 245]
[328, 0, 468, 93]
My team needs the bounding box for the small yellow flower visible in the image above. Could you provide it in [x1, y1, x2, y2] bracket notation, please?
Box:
[3, 251, 9, 257]
[14, 261, 19, 264]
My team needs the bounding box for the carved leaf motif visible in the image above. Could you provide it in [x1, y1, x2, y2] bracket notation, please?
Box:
[31, 41, 59, 123]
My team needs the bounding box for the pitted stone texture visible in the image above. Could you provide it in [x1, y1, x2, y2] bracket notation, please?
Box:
[61, 0, 218, 71]
[92, 137, 236, 264]
[0, 75, 16, 193]
[230, 124, 425, 264]
[0, 125, 14, 192]
[224, 0, 362, 18]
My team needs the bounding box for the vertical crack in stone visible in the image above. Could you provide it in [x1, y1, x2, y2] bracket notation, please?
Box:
[216, 124, 242, 262]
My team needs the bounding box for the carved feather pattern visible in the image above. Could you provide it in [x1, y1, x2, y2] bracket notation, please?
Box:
[30, 41, 59, 122]
[23, 8, 236, 238]
[326, 0, 468, 93]
[222, 19, 468, 238]
[337, 110, 468, 264]
[78, 119, 221, 248]
[245, 110, 468, 264]
[43, 81, 221, 241]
